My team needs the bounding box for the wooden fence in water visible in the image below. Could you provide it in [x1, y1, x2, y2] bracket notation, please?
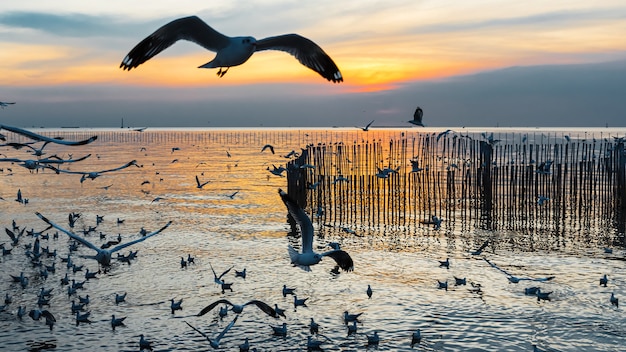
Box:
[287, 132, 626, 249]
[4, 127, 625, 248]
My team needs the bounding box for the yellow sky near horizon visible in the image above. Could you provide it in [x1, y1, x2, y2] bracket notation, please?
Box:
[1, 1, 625, 92]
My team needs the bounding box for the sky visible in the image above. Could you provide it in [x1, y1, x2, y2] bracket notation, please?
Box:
[0, 0, 625, 128]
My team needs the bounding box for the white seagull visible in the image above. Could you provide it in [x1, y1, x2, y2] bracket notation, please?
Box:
[0, 124, 97, 146]
[185, 315, 239, 349]
[278, 189, 354, 272]
[197, 299, 279, 318]
[49, 160, 138, 183]
[36, 212, 171, 266]
[120, 16, 343, 83]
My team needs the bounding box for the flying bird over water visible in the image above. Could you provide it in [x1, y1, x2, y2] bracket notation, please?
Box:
[120, 16, 343, 83]
[278, 189, 354, 272]
[0, 101, 16, 108]
[49, 160, 138, 183]
[261, 144, 275, 154]
[36, 212, 171, 266]
[0, 124, 97, 146]
[210, 262, 234, 285]
[195, 175, 210, 189]
[185, 315, 239, 349]
[197, 299, 279, 318]
[409, 106, 424, 126]
[359, 120, 375, 132]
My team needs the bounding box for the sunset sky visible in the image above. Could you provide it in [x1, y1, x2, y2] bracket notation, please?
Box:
[1, 0, 625, 127]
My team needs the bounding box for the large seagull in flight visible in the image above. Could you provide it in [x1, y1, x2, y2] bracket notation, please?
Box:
[120, 16, 343, 83]
[278, 189, 353, 272]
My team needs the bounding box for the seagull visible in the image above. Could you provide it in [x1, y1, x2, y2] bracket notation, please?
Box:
[282, 285, 296, 297]
[439, 258, 450, 269]
[17, 306, 27, 319]
[274, 304, 286, 318]
[197, 299, 279, 318]
[309, 318, 319, 334]
[600, 274, 608, 287]
[484, 258, 555, 284]
[470, 240, 490, 255]
[120, 16, 343, 83]
[210, 262, 234, 285]
[366, 285, 373, 299]
[271, 322, 287, 336]
[29, 309, 55, 322]
[268, 165, 287, 177]
[610, 293, 619, 307]
[115, 292, 127, 304]
[343, 311, 363, 324]
[307, 336, 324, 350]
[367, 331, 380, 346]
[454, 277, 467, 286]
[49, 160, 138, 182]
[227, 191, 239, 199]
[359, 120, 374, 132]
[409, 159, 424, 172]
[437, 280, 448, 291]
[139, 334, 153, 351]
[185, 316, 239, 349]
[422, 215, 443, 230]
[261, 144, 275, 154]
[293, 295, 308, 309]
[239, 338, 250, 352]
[195, 175, 210, 189]
[36, 212, 172, 266]
[524, 287, 540, 296]
[411, 329, 422, 346]
[235, 268, 246, 279]
[170, 298, 183, 314]
[536, 288, 552, 302]
[347, 320, 358, 335]
[0, 101, 16, 108]
[75, 311, 92, 326]
[279, 189, 354, 272]
[409, 106, 424, 126]
[0, 124, 97, 146]
[111, 314, 127, 330]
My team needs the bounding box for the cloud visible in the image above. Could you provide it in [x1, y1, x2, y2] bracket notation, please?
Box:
[0, 11, 165, 38]
[409, 7, 626, 35]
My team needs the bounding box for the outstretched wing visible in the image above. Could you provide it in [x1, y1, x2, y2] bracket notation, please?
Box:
[184, 321, 210, 340]
[5, 228, 18, 243]
[120, 16, 230, 70]
[98, 160, 138, 174]
[197, 299, 232, 316]
[321, 250, 354, 272]
[108, 221, 172, 253]
[36, 213, 101, 252]
[256, 34, 342, 83]
[218, 266, 234, 280]
[246, 300, 278, 318]
[0, 124, 97, 145]
[278, 189, 314, 253]
[215, 315, 239, 342]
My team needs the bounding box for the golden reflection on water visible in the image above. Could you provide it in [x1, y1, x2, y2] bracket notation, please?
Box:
[0, 128, 625, 351]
